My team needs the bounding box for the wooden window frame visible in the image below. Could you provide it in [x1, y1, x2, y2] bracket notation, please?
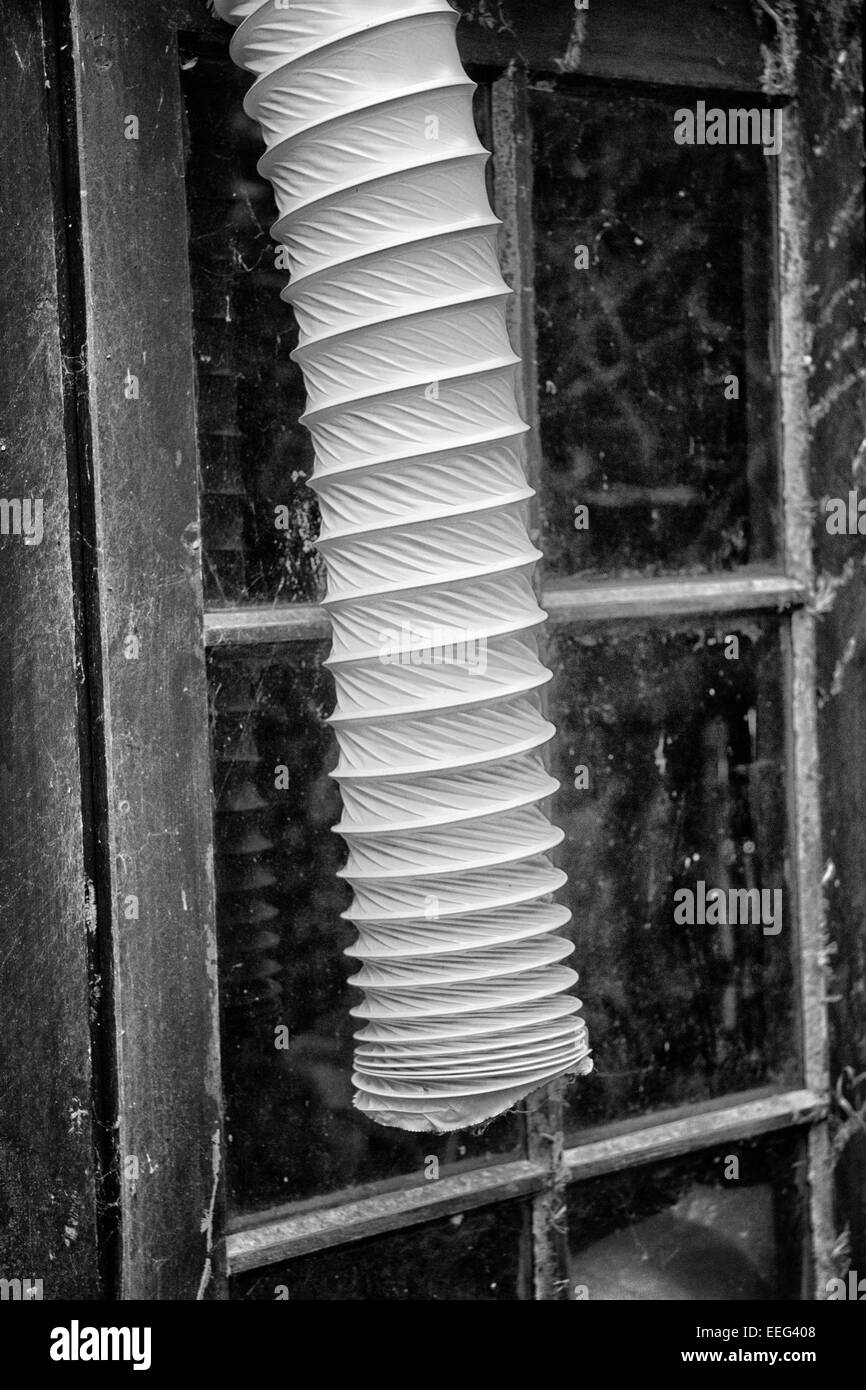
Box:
[56, 0, 862, 1299]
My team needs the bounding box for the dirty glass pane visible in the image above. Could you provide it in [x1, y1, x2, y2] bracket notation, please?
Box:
[567, 1135, 805, 1301]
[531, 87, 778, 578]
[209, 643, 522, 1215]
[183, 48, 492, 608]
[232, 1202, 530, 1300]
[548, 619, 797, 1135]
[183, 48, 324, 607]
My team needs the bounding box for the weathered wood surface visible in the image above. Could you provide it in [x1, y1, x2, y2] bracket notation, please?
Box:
[455, 0, 767, 90]
[68, 0, 224, 1298]
[224, 1087, 823, 1273]
[227, 1159, 544, 1273]
[797, 0, 866, 1278]
[141, 0, 861, 1297]
[564, 1088, 828, 1181]
[0, 0, 100, 1299]
[172, 0, 767, 91]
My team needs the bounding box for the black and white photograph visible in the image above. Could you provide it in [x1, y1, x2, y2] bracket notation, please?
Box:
[1, 0, 864, 1341]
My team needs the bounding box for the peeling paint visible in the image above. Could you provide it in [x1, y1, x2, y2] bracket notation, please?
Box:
[812, 557, 859, 614]
[196, 1126, 222, 1301]
[67, 1102, 88, 1136]
[653, 732, 668, 778]
[753, 0, 798, 95]
[554, 12, 587, 74]
[83, 877, 97, 936]
[828, 184, 865, 249]
[817, 275, 861, 332]
[460, 0, 515, 36]
[829, 636, 857, 696]
[810, 368, 866, 426]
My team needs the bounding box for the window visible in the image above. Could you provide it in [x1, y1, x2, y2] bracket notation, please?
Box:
[9, 0, 860, 1300]
[181, 2, 833, 1297]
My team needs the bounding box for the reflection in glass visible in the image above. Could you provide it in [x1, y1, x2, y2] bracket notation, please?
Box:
[531, 88, 778, 578]
[183, 49, 324, 606]
[232, 1202, 530, 1300]
[209, 644, 522, 1215]
[548, 620, 797, 1133]
[567, 1137, 804, 1300]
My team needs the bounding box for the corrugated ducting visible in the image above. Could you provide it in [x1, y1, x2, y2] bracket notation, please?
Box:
[214, 0, 592, 1131]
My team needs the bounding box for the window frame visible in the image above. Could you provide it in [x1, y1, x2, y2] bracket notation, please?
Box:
[61, 0, 862, 1299]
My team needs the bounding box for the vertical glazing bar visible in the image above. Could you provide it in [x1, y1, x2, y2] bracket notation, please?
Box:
[776, 92, 835, 1295]
[492, 67, 544, 560]
[491, 64, 569, 1300]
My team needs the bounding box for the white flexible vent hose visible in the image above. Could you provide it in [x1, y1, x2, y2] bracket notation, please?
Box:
[214, 0, 592, 1131]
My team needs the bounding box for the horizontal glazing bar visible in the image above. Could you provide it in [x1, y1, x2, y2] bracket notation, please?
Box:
[544, 574, 806, 624]
[204, 603, 330, 645]
[226, 1088, 825, 1274]
[226, 1159, 543, 1274]
[204, 575, 807, 647]
[564, 1088, 826, 1182]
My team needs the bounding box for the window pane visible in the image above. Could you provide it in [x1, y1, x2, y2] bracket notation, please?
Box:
[184, 48, 324, 607]
[184, 49, 492, 608]
[531, 87, 778, 578]
[548, 619, 798, 1134]
[232, 1202, 530, 1300]
[567, 1136, 805, 1300]
[209, 643, 522, 1216]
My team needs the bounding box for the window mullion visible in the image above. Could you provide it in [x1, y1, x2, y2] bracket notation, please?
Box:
[69, 0, 225, 1300]
[492, 65, 543, 554]
[776, 93, 835, 1297]
[490, 62, 570, 1300]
